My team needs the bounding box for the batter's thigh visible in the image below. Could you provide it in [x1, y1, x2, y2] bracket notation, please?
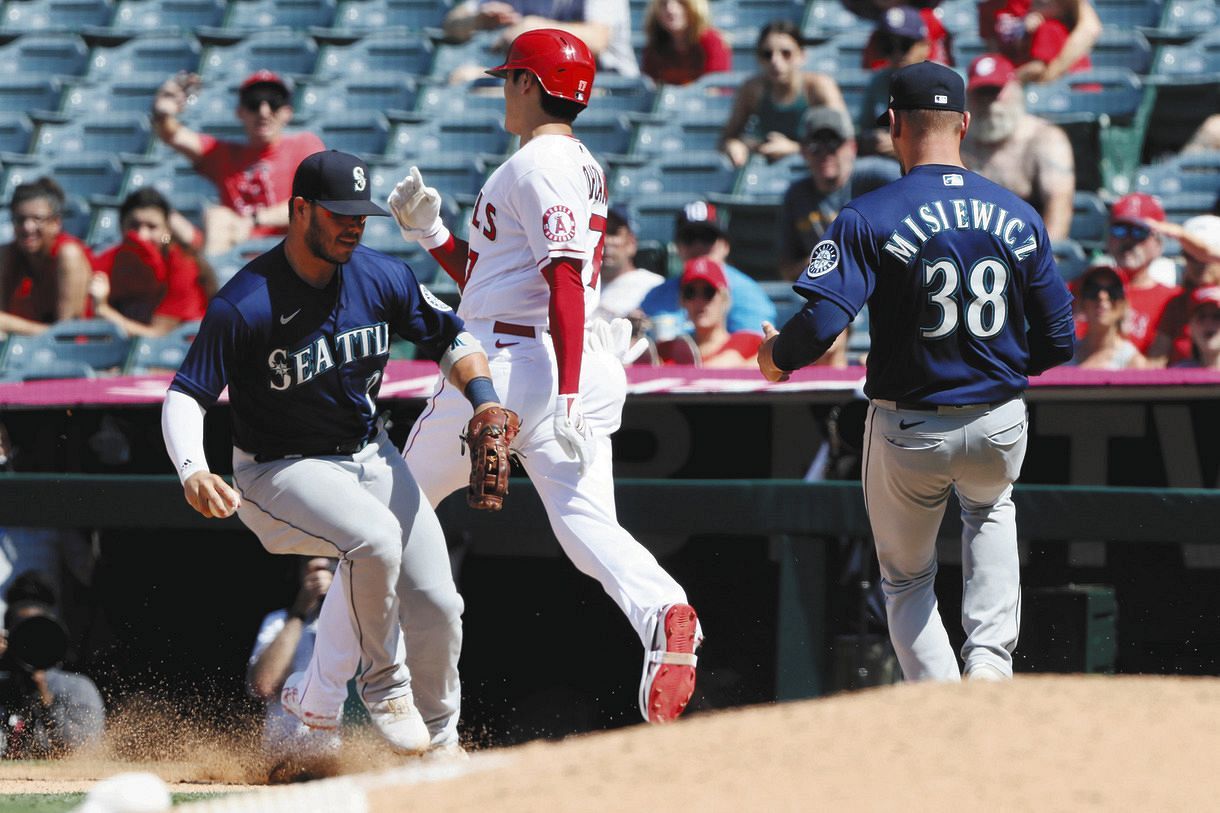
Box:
[402, 378, 479, 508]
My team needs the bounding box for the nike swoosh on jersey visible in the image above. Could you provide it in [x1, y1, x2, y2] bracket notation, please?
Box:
[898, 420, 926, 430]
[494, 339, 519, 348]
[280, 309, 302, 325]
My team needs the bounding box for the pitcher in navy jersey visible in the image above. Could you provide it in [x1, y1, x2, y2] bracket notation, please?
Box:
[758, 62, 1075, 682]
[161, 150, 506, 754]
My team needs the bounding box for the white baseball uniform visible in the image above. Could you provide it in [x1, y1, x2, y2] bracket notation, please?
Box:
[402, 133, 691, 734]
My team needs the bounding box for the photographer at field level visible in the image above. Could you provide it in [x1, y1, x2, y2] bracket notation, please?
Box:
[0, 597, 104, 757]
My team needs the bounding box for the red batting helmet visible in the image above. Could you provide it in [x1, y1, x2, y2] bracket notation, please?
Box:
[486, 28, 596, 107]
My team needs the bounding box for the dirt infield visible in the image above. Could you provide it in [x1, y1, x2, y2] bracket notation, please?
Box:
[5, 675, 1219, 810]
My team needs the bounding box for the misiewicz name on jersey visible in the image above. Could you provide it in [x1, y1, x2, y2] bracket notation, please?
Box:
[267, 322, 390, 390]
[882, 198, 1038, 264]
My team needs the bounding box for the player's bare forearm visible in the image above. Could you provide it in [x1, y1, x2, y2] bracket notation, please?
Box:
[1045, 0, 1101, 82]
[429, 234, 470, 287]
[246, 622, 304, 700]
[183, 471, 241, 519]
[758, 322, 791, 382]
[447, 351, 494, 398]
[56, 248, 91, 321]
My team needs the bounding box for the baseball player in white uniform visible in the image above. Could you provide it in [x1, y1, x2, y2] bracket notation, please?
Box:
[387, 28, 703, 727]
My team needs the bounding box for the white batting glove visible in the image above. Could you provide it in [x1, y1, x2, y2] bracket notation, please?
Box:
[553, 393, 596, 475]
[387, 166, 444, 243]
[588, 317, 644, 363]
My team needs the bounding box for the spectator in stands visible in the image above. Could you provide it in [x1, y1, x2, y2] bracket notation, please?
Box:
[719, 20, 846, 168]
[1069, 265, 1146, 369]
[1183, 114, 1220, 155]
[1103, 193, 1180, 354]
[668, 257, 762, 367]
[151, 70, 325, 257]
[1145, 215, 1220, 367]
[1176, 286, 1220, 369]
[779, 106, 901, 280]
[639, 200, 776, 339]
[960, 54, 1074, 241]
[0, 597, 104, 758]
[88, 188, 213, 339]
[0, 178, 92, 327]
[978, 0, 1100, 83]
[443, 0, 638, 77]
[247, 557, 338, 756]
[593, 206, 664, 326]
[640, 0, 731, 86]
[860, 6, 943, 70]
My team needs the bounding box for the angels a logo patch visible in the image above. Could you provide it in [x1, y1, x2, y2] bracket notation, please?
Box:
[420, 284, 451, 312]
[542, 205, 576, 242]
[805, 240, 839, 278]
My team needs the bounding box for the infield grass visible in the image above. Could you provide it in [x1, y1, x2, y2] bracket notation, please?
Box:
[0, 792, 220, 812]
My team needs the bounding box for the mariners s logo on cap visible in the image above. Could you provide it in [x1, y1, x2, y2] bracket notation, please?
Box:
[806, 240, 839, 279]
[353, 166, 367, 192]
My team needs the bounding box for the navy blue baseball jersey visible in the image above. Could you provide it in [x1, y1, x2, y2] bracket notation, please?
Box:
[171, 243, 464, 458]
[795, 164, 1075, 404]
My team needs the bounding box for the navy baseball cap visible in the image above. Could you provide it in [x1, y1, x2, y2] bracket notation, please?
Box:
[875, 61, 966, 126]
[292, 150, 389, 217]
[876, 6, 927, 40]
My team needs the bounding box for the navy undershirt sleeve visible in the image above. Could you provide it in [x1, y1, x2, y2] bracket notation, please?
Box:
[772, 295, 854, 371]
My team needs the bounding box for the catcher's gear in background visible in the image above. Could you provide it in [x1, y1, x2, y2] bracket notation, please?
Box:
[486, 28, 596, 106]
[463, 406, 520, 510]
[387, 166, 444, 244]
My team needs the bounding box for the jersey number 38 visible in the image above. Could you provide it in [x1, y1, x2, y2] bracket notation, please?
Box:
[920, 257, 1009, 340]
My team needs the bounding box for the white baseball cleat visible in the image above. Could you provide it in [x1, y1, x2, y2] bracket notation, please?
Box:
[365, 694, 431, 755]
[965, 663, 1009, 681]
[280, 671, 342, 730]
[639, 603, 702, 723]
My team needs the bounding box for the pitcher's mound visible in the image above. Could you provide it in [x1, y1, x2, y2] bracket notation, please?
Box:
[369, 675, 1220, 812]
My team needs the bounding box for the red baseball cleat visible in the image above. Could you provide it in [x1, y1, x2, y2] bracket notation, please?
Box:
[639, 603, 702, 723]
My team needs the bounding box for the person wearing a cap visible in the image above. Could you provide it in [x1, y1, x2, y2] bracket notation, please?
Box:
[779, 106, 901, 281]
[151, 69, 325, 256]
[162, 149, 508, 756]
[638, 199, 777, 338]
[758, 61, 1075, 684]
[719, 20, 846, 168]
[1068, 265, 1146, 369]
[1145, 215, 1220, 367]
[960, 53, 1074, 242]
[1178, 285, 1220, 369]
[593, 205, 665, 324]
[1099, 193, 1180, 355]
[671, 256, 763, 367]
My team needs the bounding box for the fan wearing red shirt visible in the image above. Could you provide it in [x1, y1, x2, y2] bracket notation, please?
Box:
[640, 0, 731, 86]
[666, 257, 763, 367]
[1101, 194, 1180, 355]
[151, 70, 325, 257]
[0, 177, 93, 329]
[978, 0, 1100, 83]
[90, 187, 212, 337]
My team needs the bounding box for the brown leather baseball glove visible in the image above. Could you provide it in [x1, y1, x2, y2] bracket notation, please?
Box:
[462, 405, 520, 511]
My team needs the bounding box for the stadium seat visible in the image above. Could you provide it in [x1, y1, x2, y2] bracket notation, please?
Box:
[655, 71, 745, 118]
[1070, 191, 1109, 248]
[219, 0, 338, 32]
[125, 320, 200, 374]
[0, 78, 63, 115]
[848, 304, 870, 357]
[0, 113, 35, 154]
[621, 192, 705, 245]
[109, 0, 226, 32]
[731, 153, 806, 200]
[711, 0, 806, 31]
[1025, 69, 1143, 124]
[1152, 0, 1220, 40]
[1161, 191, 1218, 223]
[589, 74, 658, 115]
[0, 0, 114, 32]
[1093, 0, 1164, 28]
[629, 0, 648, 30]
[632, 113, 726, 158]
[122, 155, 218, 207]
[297, 74, 417, 122]
[0, 359, 96, 382]
[1, 319, 133, 378]
[87, 34, 202, 80]
[428, 31, 499, 83]
[0, 34, 90, 79]
[802, 0, 872, 42]
[713, 195, 784, 279]
[950, 32, 989, 69]
[331, 0, 453, 31]
[571, 110, 633, 160]
[386, 112, 510, 162]
[1091, 28, 1152, 74]
[61, 74, 167, 117]
[612, 151, 738, 199]
[759, 280, 804, 327]
[1154, 29, 1220, 76]
[33, 114, 153, 158]
[1133, 152, 1220, 196]
[1052, 239, 1090, 282]
[2, 154, 125, 199]
[369, 154, 487, 203]
[199, 31, 319, 81]
[313, 111, 391, 158]
[314, 30, 433, 81]
[415, 79, 505, 117]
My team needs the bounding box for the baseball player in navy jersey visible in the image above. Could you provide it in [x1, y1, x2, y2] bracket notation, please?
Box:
[758, 62, 1076, 682]
[386, 29, 703, 724]
[161, 150, 507, 752]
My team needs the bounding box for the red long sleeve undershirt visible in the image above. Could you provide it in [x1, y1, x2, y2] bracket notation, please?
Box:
[543, 257, 584, 396]
[428, 232, 469, 287]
